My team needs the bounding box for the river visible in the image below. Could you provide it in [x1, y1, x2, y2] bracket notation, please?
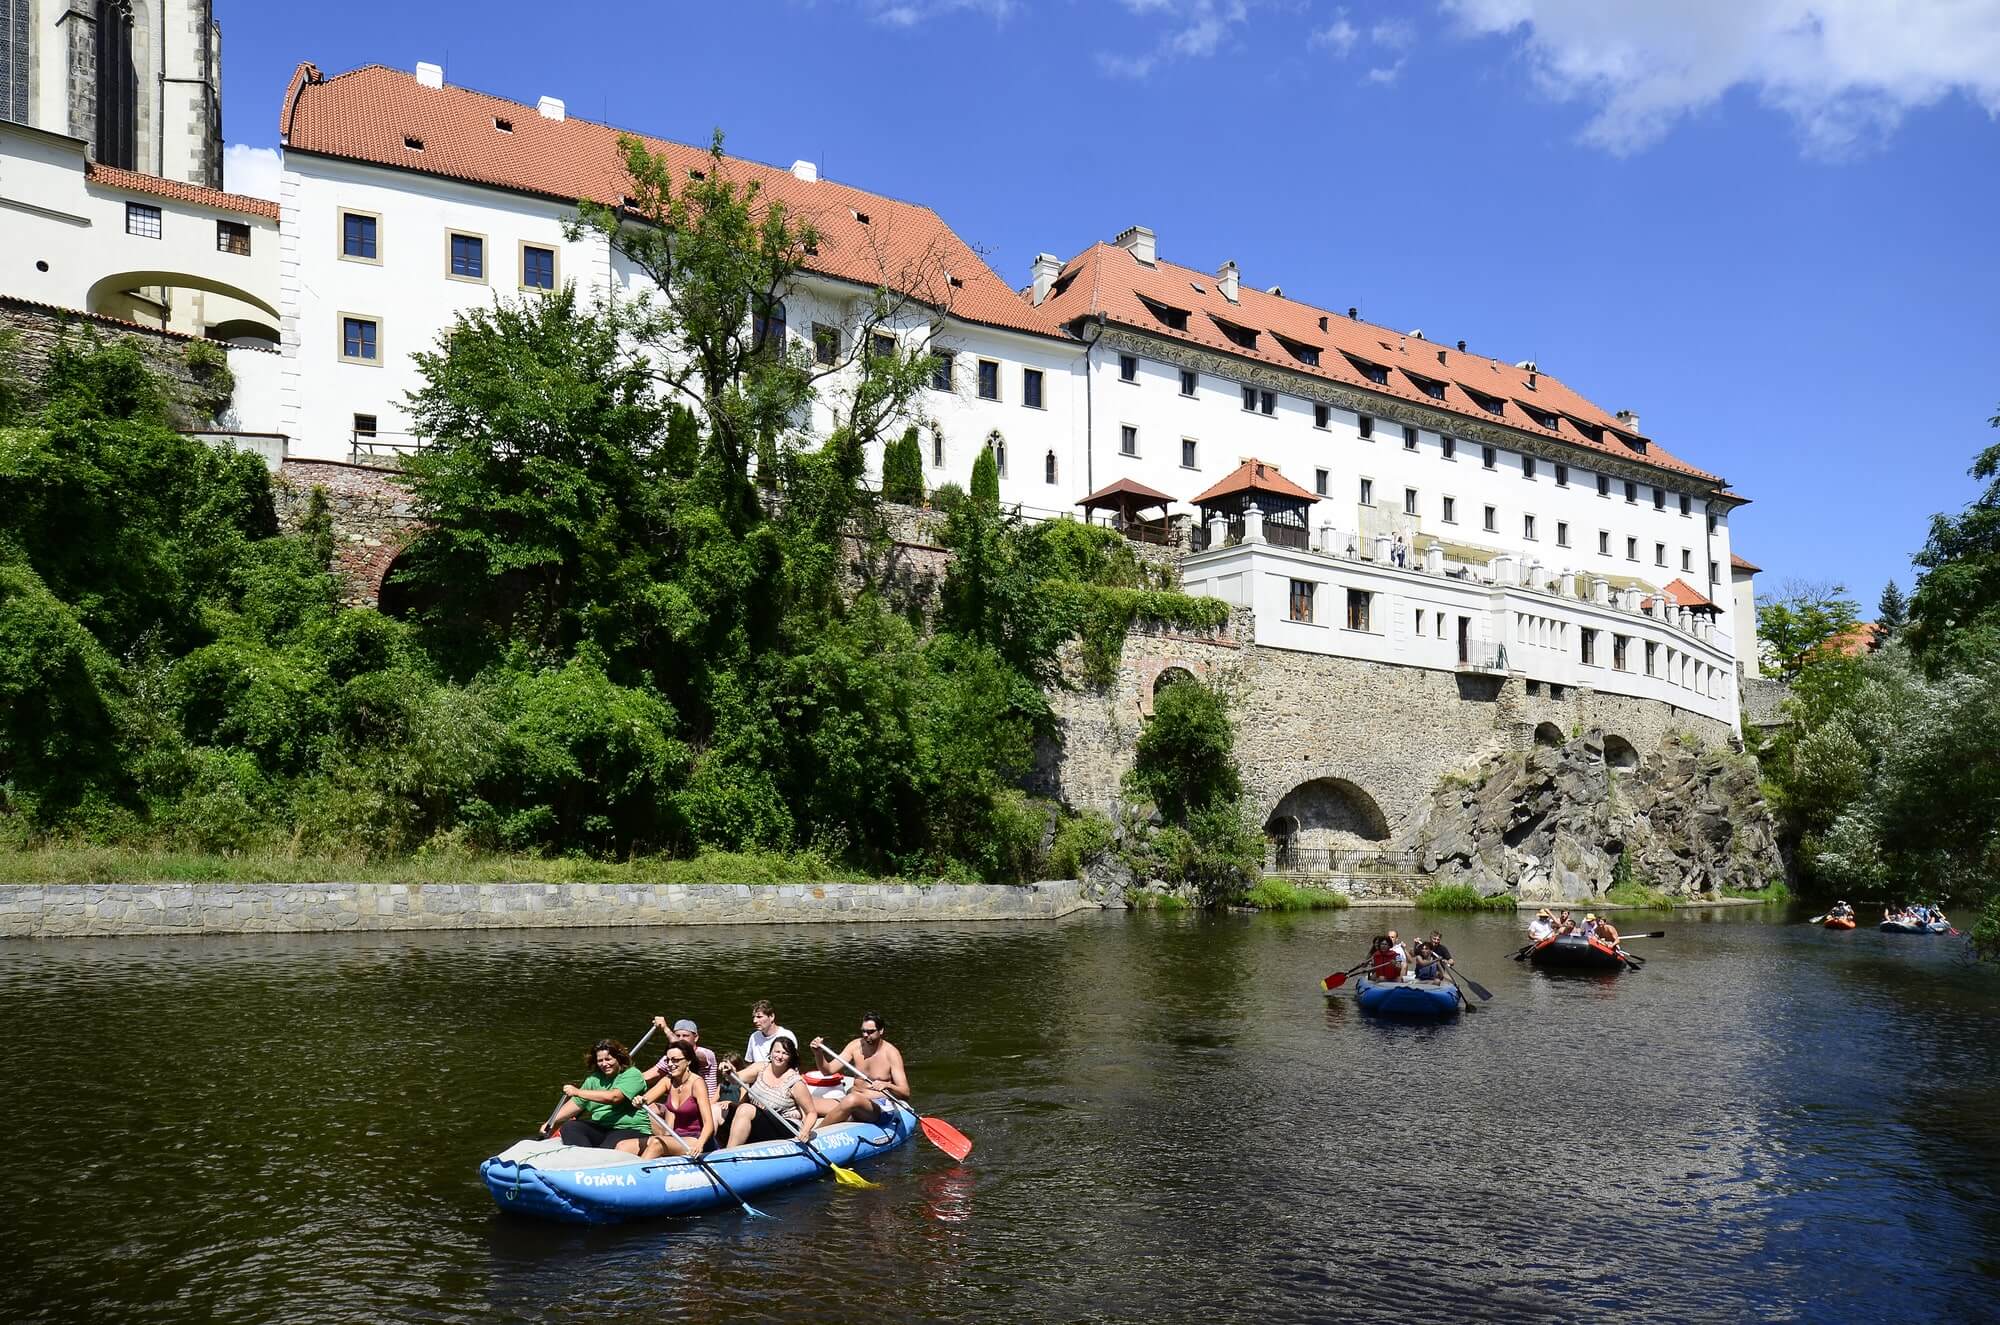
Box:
[0, 906, 1994, 1323]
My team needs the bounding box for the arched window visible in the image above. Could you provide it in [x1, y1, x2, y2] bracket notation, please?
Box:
[1044, 450, 1057, 485]
[931, 427, 944, 468]
[95, 1, 138, 170]
[988, 432, 1007, 478]
[1, 0, 30, 124]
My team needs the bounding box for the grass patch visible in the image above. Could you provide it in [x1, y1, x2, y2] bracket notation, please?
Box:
[0, 844, 889, 887]
[1243, 879, 1350, 911]
[1721, 879, 1794, 904]
[1414, 883, 1514, 911]
[1602, 880, 1680, 909]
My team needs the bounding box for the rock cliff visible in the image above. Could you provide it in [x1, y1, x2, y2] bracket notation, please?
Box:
[1411, 732, 1785, 902]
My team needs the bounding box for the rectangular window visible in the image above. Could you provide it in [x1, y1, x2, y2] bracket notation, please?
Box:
[977, 359, 999, 400]
[1358, 414, 1374, 440]
[1598, 474, 1611, 498]
[340, 315, 380, 364]
[1416, 608, 1427, 635]
[1120, 425, 1138, 457]
[217, 220, 250, 255]
[352, 412, 377, 439]
[1708, 513, 1719, 534]
[448, 231, 485, 281]
[1655, 542, 1667, 566]
[1682, 549, 1693, 572]
[1437, 614, 1446, 639]
[1614, 635, 1629, 671]
[933, 430, 945, 468]
[1443, 496, 1457, 524]
[1289, 579, 1316, 623]
[1598, 530, 1610, 556]
[1482, 445, 1497, 469]
[1404, 487, 1418, 516]
[1625, 480, 1638, 503]
[1710, 560, 1720, 584]
[1403, 425, 1418, 451]
[1524, 513, 1537, 540]
[1523, 455, 1537, 479]
[1260, 390, 1276, 416]
[1120, 353, 1138, 382]
[1314, 468, 1328, 496]
[1180, 369, 1198, 396]
[125, 202, 161, 238]
[871, 332, 897, 360]
[1626, 536, 1638, 560]
[1555, 463, 1569, 487]
[521, 243, 556, 290]
[1441, 435, 1455, 460]
[931, 350, 955, 392]
[1023, 367, 1044, 409]
[1346, 589, 1372, 632]
[1581, 628, 1597, 666]
[1680, 493, 1692, 517]
[341, 211, 379, 261]
[1359, 477, 1373, 506]
[1242, 385, 1258, 412]
[1314, 402, 1330, 430]
[1483, 505, 1497, 533]
[752, 298, 786, 355]
[1182, 438, 1198, 468]
[813, 323, 840, 366]
[1645, 641, 1658, 675]
[1557, 521, 1569, 547]
[1654, 488, 1667, 511]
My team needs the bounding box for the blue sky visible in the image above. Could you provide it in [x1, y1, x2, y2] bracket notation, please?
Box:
[216, 1, 2000, 612]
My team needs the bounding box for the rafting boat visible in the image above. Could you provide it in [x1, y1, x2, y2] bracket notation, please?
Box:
[1526, 934, 1632, 972]
[1352, 974, 1461, 1018]
[1878, 919, 1951, 935]
[481, 1107, 915, 1224]
[1823, 915, 1856, 930]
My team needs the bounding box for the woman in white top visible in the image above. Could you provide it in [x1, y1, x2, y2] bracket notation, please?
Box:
[721, 1035, 819, 1149]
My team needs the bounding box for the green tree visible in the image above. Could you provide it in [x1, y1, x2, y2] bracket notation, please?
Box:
[1757, 580, 1861, 679]
[1907, 413, 2000, 672]
[1874, 581, 1908, 646]
[1127, 678, 1242, 824]
[881, 425, 925, 505]
[970, 443, 1000, 506]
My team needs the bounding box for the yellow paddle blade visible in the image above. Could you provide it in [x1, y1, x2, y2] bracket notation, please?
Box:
[830, 1163, 879, 1190]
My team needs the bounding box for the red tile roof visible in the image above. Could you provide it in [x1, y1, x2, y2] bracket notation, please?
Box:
[1079, 476, 1175, 509]
[1662, 578, 1718, 610]
[1730, 552, 1762, 574]
[1190, 458, 1318, 507]
[280, 63, 1050, 338]
[1037, 243, 1723, 488]
[86, 162, 278, 220]
[1820, 622, 1881, 657]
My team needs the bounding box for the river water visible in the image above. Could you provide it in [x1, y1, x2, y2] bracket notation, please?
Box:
[1, 906, 1995, 1323]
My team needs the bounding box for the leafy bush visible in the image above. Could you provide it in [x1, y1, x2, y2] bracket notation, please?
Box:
[1048, 811, 1115, 880]
[1244, 878, 1350, 911]
[1414, 883, 1514, 911]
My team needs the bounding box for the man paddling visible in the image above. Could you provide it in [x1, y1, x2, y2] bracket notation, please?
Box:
[809, 1013, 910, 1127]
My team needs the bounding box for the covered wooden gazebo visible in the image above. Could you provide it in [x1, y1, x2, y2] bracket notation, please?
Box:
[1189, 458, 1317, 551]
[1079, 476, 1176, 546]
[1660, 578, 1722, 617]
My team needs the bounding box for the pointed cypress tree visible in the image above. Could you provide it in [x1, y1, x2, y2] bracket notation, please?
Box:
[881, 425, 925, 505]
[1874, 580, 1907, 648]
[970, 445, 1000, 506]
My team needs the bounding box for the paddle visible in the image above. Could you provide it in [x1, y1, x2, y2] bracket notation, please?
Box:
[821, 1046, 973, 1162]
[542, 1025, 658, 1138]
[640, 1100, 770, 1218]
[1807, 913, 1829, 925]
[1441, 962, 1492, 1002]
[1321, 961, 1371, 992]
[719, 1065, 880, 1190]
[1611, 931, 1667, 941]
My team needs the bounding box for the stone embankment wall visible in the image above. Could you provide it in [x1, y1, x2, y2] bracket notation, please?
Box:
[272, 457, 422, 606]
[0, 880, 1095, 939]
[1, 296, 239, 426]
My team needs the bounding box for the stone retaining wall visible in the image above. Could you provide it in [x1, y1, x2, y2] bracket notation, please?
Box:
[0, 881, 1096, 939]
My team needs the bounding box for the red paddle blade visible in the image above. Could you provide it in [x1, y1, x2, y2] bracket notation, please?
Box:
[920, 1116, 972, 1161]
[1323, 971, 1350, 991]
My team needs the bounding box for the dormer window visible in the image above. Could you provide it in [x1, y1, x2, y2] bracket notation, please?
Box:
[689, 168, 706, 181]
[1405, 371, 1446, 400]
[852, 209, 871, 225]
[1570, 418, 1604, 444]
[1209, 314, 1258, 350]
[404, 135, 425, 151]
[1343, 353, 1389, 385]
[1275, 335, 1320, 367]
[1526, 406, 1559, 430]
[1138, 295, 1190, 332]
[493, 117, 513, 133]
[1466, 389, 1505, 415]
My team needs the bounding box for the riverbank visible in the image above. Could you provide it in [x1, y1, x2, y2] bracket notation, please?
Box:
[0, 880, 1096, 938]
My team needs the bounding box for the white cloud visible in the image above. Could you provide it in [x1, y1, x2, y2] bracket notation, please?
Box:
[1364, 59, 1405, 85]
[1369, 18, 1415, 50]
[1443, 0, 2000, 156]
[222, 143, 281, 199]
[860, 0, 1014, 26]
[1309, 10, 1359, 57]
[1097, 0, 1251, 79]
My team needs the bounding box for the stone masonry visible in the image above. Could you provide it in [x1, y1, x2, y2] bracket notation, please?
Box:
[272, 457, 422, 607]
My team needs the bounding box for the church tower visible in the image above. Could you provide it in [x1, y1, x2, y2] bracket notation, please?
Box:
[0, 0, 221, 188]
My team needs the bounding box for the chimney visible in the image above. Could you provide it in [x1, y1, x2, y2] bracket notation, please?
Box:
[1216, 259, 1239, 303]
[1030, 252, 1062, 306]
[1347, 306, 1358, 320]
[790, 159, 818, 183]
[1615, 409, 1641, 434]
[1113, 224, 1156, 265]
[1407, 328, 1425, 340]
[537, 95, 566, 122]
[415, 61, 444, 89]
[1456, 339, 1466, 351]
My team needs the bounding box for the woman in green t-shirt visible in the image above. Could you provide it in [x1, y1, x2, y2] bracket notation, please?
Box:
[542, 1039, 651, 1154]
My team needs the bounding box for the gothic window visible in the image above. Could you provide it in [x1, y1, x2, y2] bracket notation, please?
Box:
[1044, 450, 1057, 485]
[95, 1, 138, 170]
[1, 0, 29, 124]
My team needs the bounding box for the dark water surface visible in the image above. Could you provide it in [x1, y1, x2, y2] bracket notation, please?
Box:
[2, 907, 1996, 1323]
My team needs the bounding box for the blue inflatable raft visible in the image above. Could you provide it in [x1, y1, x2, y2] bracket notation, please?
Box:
[481, 1107, 915, 1224]
[1878, 919, 1951, 935]
[1352, 975, 1461, 1019]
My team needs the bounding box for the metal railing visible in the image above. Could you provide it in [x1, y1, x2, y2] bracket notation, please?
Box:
[1267, 845, 1422, 876]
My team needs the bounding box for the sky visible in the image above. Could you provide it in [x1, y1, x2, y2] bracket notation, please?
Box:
[214, 0, 2000, 611]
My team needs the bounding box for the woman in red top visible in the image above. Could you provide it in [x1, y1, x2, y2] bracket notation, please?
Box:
[1367, 935, 1403, 982]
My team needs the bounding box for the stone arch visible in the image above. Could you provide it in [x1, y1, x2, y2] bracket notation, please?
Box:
[1153, 666, 1195, 701]
[205, 318, 279, 346]
[88, 270, 280, 322]
[1265, 777, 1391, 847]
[1603, 734, 1640, 771]
[1534, 721, 1564, 748]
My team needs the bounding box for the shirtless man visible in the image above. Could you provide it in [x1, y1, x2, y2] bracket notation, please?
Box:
[809, 1012, 910, 1127]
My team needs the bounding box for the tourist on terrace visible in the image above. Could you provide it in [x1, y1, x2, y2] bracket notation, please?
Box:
[1528, 909, 1555, 941]
[722, 1035, 818, 1149]
[810, 1012, 911, 1127]
[1391, 532, 1408, 568]
[544, 1039, 652, 1154]
[745, 1000, 795, 1064]
[639, 1042, 715, 1159]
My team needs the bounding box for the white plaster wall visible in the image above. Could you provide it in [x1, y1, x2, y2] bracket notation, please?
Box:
[221, 343, 280, 433]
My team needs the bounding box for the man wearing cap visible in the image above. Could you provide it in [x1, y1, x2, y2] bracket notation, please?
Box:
[1528, 909, 1555, 941]
[646, 1016, 719, 1102]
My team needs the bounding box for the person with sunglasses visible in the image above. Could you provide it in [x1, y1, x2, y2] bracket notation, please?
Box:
[809, 1012, 910, 1127]
[638, 1041, 716, 1159]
